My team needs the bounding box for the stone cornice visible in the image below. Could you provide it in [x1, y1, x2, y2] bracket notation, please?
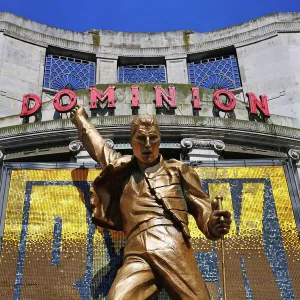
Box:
[1, 116, 300, 151]
[0, 12, 300, 56]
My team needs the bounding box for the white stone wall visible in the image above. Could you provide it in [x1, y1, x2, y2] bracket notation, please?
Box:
[278, 33, 300, 124]
[236, 32, 300, 128]
[0, 34, 46, 120]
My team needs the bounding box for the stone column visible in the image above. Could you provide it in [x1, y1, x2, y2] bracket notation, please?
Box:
[165, 54, 189, 84]
[96, 53, 118, 84]
[181, 138, 225, 161]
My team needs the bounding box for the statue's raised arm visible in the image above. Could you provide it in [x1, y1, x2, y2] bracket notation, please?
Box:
[70, 104, 121, 167]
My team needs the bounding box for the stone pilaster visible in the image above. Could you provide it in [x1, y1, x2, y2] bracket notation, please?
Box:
[96, 53, 118, 84]
[165, 54, 188, 84]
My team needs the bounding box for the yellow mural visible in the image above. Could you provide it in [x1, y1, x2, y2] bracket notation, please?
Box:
[0, 166, 299, 299]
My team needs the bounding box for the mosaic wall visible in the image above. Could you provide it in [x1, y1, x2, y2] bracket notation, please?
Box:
[0, 166, 299, 300]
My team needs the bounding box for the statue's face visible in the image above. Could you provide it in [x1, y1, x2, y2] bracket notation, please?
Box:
[131, 125, 160, 168]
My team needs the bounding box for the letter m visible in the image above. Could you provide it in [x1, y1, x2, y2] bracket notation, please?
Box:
[89, 86, 116, 109]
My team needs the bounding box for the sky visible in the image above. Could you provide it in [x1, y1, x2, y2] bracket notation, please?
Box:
[0, 0, 299, 33]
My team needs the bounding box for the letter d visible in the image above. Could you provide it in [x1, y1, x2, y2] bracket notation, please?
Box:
[20, 94, 42, 118]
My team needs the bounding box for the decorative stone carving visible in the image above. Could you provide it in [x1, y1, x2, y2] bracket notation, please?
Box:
[69, 141, 83, 153]
[69, 139, 114, 155]
[181, 138, 226, 152]
[181, 138, 225, 161]
[288, 149, 300, 161]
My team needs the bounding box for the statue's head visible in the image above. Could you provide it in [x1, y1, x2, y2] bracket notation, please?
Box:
[130, 115, 161, 169]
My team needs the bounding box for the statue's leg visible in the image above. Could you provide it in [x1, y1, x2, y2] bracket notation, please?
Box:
[107, 255, 159, 300]
[144, 225, 211, 300]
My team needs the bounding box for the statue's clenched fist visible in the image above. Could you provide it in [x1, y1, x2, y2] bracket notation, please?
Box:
[207, 196, 232, 238]
[71, 104, 88, 126]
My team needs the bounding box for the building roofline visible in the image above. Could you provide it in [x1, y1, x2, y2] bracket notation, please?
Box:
[1, 12, 300, 56]
[1, 11, 300, 35]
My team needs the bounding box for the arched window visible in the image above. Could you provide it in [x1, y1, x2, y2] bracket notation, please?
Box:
[188, 55, 241, 90]
[44, 55, 95, 91]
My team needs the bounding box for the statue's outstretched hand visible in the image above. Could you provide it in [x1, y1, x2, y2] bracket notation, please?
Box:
[207, 197, 232, 238]
[71, 104, 88, 126]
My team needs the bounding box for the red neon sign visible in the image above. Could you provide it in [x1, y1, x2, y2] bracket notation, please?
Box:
[154, 85, 176, 108]
[89, 86, 116, 109]
[20, 94, 42, 118]
[191, 87, 201, 109]
[247, 92, 270, 118]
[53, 89, 77, 113]
[20, 86, 271, 122]
[213, 89, 236, 111]
[131, 86, 139, 107]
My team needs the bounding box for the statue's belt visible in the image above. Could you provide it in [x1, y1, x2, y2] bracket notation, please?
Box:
[126, 218, 174, 241]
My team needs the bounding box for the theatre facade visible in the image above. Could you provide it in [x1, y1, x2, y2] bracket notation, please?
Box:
[1, 12, 300, 299]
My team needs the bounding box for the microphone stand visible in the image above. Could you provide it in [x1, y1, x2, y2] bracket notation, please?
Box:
[216, 195, 227, 300]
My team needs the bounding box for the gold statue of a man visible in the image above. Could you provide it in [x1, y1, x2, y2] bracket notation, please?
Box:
[71, 105, 231, 300]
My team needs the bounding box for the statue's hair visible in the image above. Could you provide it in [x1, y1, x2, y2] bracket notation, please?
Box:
[130, 115, 160, 138]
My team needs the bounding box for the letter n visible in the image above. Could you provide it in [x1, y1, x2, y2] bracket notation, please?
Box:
[154, 85, 176, 108]
[90, 86, 116, 109]
[247, 92, 270, 118]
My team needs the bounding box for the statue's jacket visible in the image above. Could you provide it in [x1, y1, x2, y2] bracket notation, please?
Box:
[89, 144, 215, 241]
[77, 120, 216, 241]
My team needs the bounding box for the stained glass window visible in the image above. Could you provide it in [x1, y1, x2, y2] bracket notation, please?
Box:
[118, 65, 166, 83]
[188, 55, 242, 90]
[44, 55, 96, 91]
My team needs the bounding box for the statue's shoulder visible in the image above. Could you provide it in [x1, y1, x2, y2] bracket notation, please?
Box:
[165, 158, 192, 173]
[100, 155, 134, 177]
[112, 155, 133, 167]
[165, 158, 185, 169]
[166, 158, 181, 164]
